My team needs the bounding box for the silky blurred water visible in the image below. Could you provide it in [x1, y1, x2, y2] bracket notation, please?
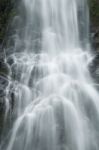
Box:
[1, 0, 99, 150]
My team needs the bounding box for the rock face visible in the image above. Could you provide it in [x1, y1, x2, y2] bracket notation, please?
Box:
[90, 0, 99, 79]
[0, 61, 11, 76]
[0, 59, 10, 100]
[91, 28, 99, 51]
[0, 76, 9, 96]
[0, 59, 11, 139]
[89, 0, 99, 51]
[0, 0, 17, 45]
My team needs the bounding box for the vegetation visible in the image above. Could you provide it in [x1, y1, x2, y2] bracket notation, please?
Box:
[90, 0, 99, 27]
[0, 0, 16, 44]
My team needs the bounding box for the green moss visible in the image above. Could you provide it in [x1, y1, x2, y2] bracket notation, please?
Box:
[90, 0, 99, 27]
[0, 0, 16, 44]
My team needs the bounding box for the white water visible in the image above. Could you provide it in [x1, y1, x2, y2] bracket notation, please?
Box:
[1, 0, 99, 150]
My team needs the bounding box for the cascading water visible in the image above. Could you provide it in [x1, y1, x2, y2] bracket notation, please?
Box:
[1, 0, 99, 150]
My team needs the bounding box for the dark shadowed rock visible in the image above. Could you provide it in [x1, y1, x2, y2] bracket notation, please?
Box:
[0, 97, 5, 111]
[0, 61, 11, 77]
[7, 56, 15, 66]
[91, 27, 99, 51]
[0, 76, 9, 88]
[0, 76, 9, 97]
[0, 87, 6, 97]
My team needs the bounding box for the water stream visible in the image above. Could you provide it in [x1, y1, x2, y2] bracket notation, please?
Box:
[1, 0, 99, 150]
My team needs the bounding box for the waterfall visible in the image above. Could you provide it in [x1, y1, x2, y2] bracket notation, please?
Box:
[1, 0, 99, 150]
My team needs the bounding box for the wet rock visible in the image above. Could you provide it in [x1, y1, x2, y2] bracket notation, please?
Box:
[91, 27, 99, 51]
[0, 97, 5, 112]
[10, 92, 15, 110]
[0, 75, 9, 99]
[0, 76, 9, 89]
[7, 56, 15, 66]
[0, 87, 6, 97]
[90, 26, 99, 82]
[0, 61, 11, 77]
